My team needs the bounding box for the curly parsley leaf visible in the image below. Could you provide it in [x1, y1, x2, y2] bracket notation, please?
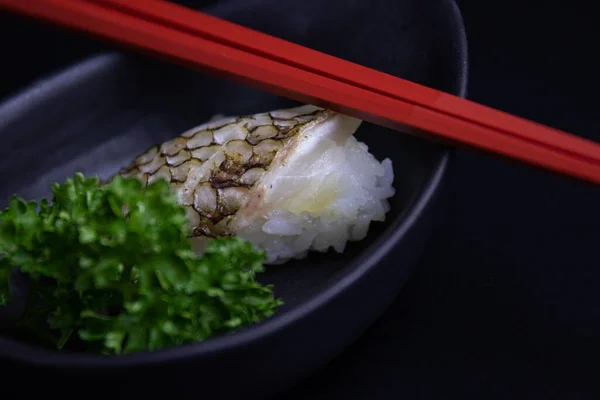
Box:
[0, 173, 282, 354]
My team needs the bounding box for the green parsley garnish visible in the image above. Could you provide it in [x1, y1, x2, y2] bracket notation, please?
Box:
[0, 173, 282, 354]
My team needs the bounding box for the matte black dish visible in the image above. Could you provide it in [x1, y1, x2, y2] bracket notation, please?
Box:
[0, 0, 467, 397]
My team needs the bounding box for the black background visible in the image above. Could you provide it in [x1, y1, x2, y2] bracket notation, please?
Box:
[1, 0, 599, 398]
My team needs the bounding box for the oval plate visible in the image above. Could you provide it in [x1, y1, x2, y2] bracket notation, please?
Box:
[0, 0, 467, 397]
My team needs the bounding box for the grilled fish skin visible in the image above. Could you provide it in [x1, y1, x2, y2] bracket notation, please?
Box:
[118, 105, 348, 239]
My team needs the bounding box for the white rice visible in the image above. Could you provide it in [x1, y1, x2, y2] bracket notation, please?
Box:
[235, 133, 395, 265]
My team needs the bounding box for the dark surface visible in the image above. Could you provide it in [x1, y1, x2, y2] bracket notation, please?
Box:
[0, 0, 599, 398]
[0, 0, 464, 398]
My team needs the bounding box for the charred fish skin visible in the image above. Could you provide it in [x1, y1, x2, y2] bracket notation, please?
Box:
[118, 105, 332, 238]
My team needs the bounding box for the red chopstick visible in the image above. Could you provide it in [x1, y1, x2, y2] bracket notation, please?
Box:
[97, 0, 600, 165]
[2, 0, 600, 186]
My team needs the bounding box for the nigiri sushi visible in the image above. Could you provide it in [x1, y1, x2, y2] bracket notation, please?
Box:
[118, 105, 395, 264]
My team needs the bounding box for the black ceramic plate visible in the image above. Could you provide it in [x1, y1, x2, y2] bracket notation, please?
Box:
[0, 0, 467, 397]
